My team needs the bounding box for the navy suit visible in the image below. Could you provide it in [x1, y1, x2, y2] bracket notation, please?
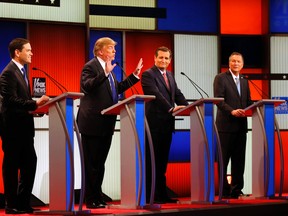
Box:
[77, 57, 139, 202]
[141, 65, 188, 200]
[0, 61, 37, 209]
[214, 70, 252, 195]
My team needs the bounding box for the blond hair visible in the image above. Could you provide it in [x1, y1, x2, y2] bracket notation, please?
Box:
[93, 37, 117, 57]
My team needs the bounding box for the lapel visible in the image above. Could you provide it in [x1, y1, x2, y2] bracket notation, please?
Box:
[226, 71, 240, 97]
[93, 58, 116, 99]
[154, 66, 171, 92]
[11, 62, 30, 94]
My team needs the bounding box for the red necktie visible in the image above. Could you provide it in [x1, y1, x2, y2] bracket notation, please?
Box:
[163, 71, 170, 90]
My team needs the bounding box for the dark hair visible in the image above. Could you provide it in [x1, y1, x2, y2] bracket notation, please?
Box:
[155, 46, 172, 59]
[8, 38, 30, 58]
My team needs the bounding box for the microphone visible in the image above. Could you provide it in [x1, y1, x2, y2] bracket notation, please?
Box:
[180, 72, 209, 98]
[241, 75, 269, 98]
[115, 62, 139, 95]
[32, 67, 68, 93]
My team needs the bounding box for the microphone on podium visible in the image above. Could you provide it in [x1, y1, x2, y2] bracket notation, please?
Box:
[241, 75, 269, 98]
[180, 71, 209, 98]
[32, 67, 68, 93]
[115, 62, 139, 95]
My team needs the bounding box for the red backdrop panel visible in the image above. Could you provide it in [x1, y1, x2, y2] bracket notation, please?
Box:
[125, 32, 173, 97]
[28, 23, 86, 96]
[220, 0, 264, 34]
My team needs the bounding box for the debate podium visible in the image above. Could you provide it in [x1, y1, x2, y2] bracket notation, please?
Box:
[34, 92, 89, 214]
[245, 99, 285, 198]
[101, 95, 155, 209]
[173, 98, 224, 203]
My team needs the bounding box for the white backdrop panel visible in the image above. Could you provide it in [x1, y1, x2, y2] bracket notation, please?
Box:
[174, 34, 218, 129]
[270, 36, 288, 129]
[0, 0, 85, 23]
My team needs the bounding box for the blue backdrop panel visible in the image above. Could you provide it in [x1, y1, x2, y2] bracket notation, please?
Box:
[89, 31, 123, 82]
[0, 21, 26, 73]
[169, 130, 190, 162]
[157, 0, 218, 33]
[270, 0, 288, 33]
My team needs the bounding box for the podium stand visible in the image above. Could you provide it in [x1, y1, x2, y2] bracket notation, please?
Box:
[101, 95, 155, 209]
[245, 99, 285, 198]
[173, 98, 223, 203]
[34, 92, 89, 215]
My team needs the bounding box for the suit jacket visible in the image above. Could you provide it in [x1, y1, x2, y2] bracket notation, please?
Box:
[141, 65, 188, 134]
[77, 57, 139, 136]
[213, 70, 252, 133]
[0, 61, 37, 148]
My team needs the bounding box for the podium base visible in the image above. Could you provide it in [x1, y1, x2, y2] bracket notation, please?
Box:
[34, 210, 91, 215]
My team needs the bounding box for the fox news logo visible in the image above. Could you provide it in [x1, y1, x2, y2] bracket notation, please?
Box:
[33, 77, 46, 97]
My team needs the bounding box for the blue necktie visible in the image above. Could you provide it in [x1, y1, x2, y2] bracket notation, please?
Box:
[21, 67, 28, 86]
[108, 73, 118, 103]
[235, 77, 240, 95]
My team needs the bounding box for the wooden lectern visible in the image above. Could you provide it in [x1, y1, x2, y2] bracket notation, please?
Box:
[173, 98, 223, 203]
[101, 95, 155, 209]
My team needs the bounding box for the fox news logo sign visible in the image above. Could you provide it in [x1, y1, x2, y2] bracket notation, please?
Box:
[33, 77, 46, 97]
[272, 97, 288, 114]
[0, 0, 60, 7]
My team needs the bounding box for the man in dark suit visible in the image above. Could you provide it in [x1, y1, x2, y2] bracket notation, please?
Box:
[77, 37, 143, 209]
[0, 38, 49, 214]
[141, 46, 188, 203]
[213, 52, 252, 198]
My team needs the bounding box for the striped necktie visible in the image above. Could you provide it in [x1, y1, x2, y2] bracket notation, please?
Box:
[163, 71, 170, 90]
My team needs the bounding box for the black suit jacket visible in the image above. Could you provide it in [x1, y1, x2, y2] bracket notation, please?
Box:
[213, 70, 252, 133]
[141, 65, 188, 134]
[0, 61, 37, 149]
[77, 57, 139, 136]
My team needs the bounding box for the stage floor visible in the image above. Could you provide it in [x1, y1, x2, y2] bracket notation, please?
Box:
[0, 197, 287, 216]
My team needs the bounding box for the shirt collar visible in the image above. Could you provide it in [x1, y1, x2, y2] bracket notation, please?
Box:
[97, 56, 106, 71]
[12, 59, 24, 73]
[229, 69, 239, 80]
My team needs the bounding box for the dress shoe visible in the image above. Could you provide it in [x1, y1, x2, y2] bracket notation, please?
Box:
[164, 197, 178, 203]
[86, 200, 106, 209]
[17, 206, 35, 213]
[5, 208, 27, 214]
[231, 190, 244, 198]
[154, 197, 178, 204]
[98, 199, 107, 206]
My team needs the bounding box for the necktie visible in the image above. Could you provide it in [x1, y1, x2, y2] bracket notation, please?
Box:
[108, 73, 118, 103]
[163, 71, 170, 90]
[235, 77, 240, 95]
[21, 67, 28, 86]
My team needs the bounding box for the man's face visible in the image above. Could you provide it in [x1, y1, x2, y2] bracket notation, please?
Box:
[99, 44, 116, 62]
[229, 54, 243, 75]
[16, 43, 33, 65]
[154, 50, 171, 70]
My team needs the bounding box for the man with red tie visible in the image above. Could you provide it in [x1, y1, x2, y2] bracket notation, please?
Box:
[141, 46, 188, 204]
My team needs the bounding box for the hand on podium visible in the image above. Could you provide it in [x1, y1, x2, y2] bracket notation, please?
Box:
[36, 95, 50, 107]
[231, 108, 246, 117]
[172, 105, 186, 113]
